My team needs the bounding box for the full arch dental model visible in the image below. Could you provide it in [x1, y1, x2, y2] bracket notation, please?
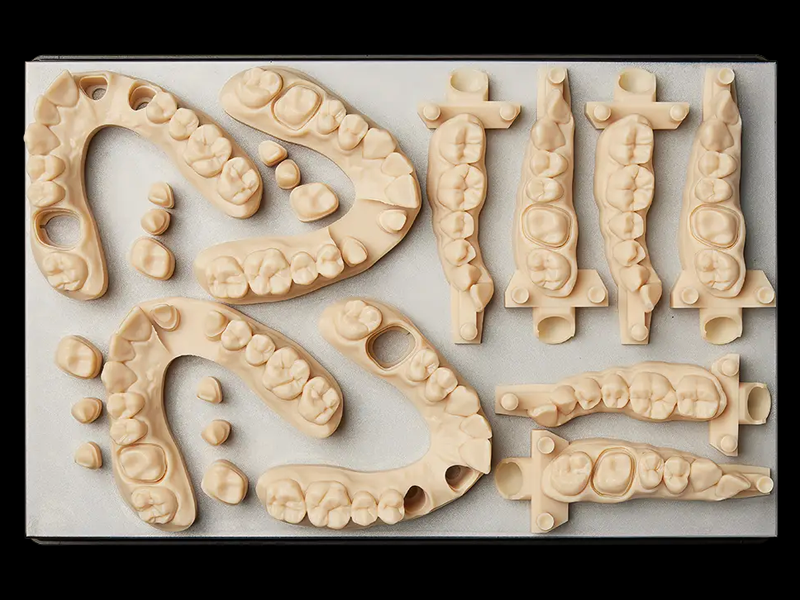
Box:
[100, 297, 343, 532]
[496, 431, 773, 533]
[495, 354, 769, 456]
[419, 68, 520, 344]
[195, 67, 422, 304]
[670, 68, 776, 344]
[25, 71, 263, 300]
[256, 298, 492, 530]
[504, 67, 608, 344]
[585, 68, 689, 344]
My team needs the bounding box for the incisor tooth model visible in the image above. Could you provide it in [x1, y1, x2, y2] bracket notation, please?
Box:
[256, 298, 492, 530]
[505, 67, 608, 343]
[670, 68, 776, 344]
[419, 68, 520, 344]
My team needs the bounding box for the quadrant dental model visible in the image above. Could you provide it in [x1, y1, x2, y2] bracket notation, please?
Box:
[585, 68, 689, 344]
[495, 431, 773, 533]
[419, 68, 520, 344]
[504, 67, 608, 343]
[670, 68, 776, 343]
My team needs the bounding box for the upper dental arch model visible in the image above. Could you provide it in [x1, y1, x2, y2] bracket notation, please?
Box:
[24, 70, 263, 300]
[194, 67, 422, 304]
[419, 68, 521, 344]
[504, 67, 608, 344]
[585, 68, 689, 344]
[670, 68, 776, 343]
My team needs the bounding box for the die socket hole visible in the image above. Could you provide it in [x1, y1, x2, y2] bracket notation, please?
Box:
[747, 386, 771, 422]
[537, 316, 573, 344]
[129, 83, 157, 111]
[79, 75, 108, 101]
[618, 69, 655, 95]
[703, 316, 741, 345]
[367, 327, 415, 370]
[495, 461, 523, 498]
[450, 68, 488, 94]
[403, 485, 430, 517]
[445, 465, 479, 493]
[35, 210, 81, 249]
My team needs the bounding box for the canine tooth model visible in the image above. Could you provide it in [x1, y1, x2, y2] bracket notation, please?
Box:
[496, 431, 773, 533]
[256, 298, 492, 530]
[100, 297, 343, 531]
[670, 68, 776, 344]
[25, 71, 262, 300]
[585, 68, 689, 344]
[195, 67, 422, 304]
[419, 68, 520, 344]
[505, 67, 608, 343]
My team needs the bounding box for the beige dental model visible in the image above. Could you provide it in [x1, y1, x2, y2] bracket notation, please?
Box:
[256, 298, 492, 529]
[75, 442, 103, 470]
[56, 335, 103, 379]
[671, 68, 776, 344]
[195, 67, 422, 304]
[496, 431, 773, 533]
[505, 67, 608, 344]
[72, 397, 103, 424]
[420, 68, 520, 344]
[202, 460, 248, 505]
[586, 68, 689, 344]
[25, 71, 262, 300]
[201, 420, 231, 446]
[100, 297, 343, 531]
[496, 354, 769, 456]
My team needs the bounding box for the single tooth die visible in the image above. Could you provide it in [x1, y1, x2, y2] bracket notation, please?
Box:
[201, 460, 249, 505]
[71, 397, 103, 424]
[74, 442, 103, 470]
[129, 237, 175, 280]
[56, 335, 103, 379]
[201, 420, 232, 446]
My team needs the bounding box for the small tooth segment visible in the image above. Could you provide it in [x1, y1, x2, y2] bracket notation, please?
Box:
[183, 124, 232, 177]
[264, 479, 306, 524]
[27, 155, 65, 181]
[42, 252, 88, 292]
[201, 420, 232, 446]
[24, 123, 59, 155]
[44, 71, 79, 107]
[71, 398, 103, 424]
[351, 491, 378, 526]
[377, 489, 405, 524]
[109, 418, 148, 446]
[341, 238, 368, 266]
[118, 307, 153, 342]
[385, 174, 420, 208]
[56, 335, 103, 379]
[118, 444, 166, 482]
[382, 152, 414, 177]
[379, 209, 408, 233]
[34, 96, 60, 125]
[338, 114, 369, 150]
[445, 386, 480, 416]
[715, 474, 752, 499]
[205, 256, 248, 299]
[168, 108, 199, 141]
[244, 249, 292, 296]
[140, 209, 171, 235]
[316, 99, 347, 134]
[107, 392, 145, 419]
[290, 252, 318, 285]
[305, 481, 351, 529]
[407, 349, 439, 382]
[469, 282, 494, 312]
[362, 128, 396, 159]
[27, 181, 65, 207]
[335, 300, 382, 341]
[145, 92, 178, 124]
[201, 460, 248, 505]
[425, 367, 458, 402]
[290, 183, 339, 222]
[131, 487, 178, 525]
[262, 347, 310, 400]
[130, 238, 175, 280]
[221, 319, 253, 351]
[217, 157, 259, 205]
[147, 182, 174, 208]
[258, 140, 288, 167]
[276, 159, 301, 190]
[529, 404, 558, 427]
[245, 334, 275, 366]
[197, 376, 223, 404]
[459, 439, 491, 474]
[460, 414, 491, 439]
[273, 85, 320, 129]
[316, 245, 345, 279]
[74, 442, 102, 469]
[204, 310, 229, 340]
[236, 68, 283, 108]
[299, 377, 341, 425]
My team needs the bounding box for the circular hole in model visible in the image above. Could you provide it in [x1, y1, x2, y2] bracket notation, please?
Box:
[128, 83, 157, 111]
[35, 210, 81, 249]
[79, 75, 108, 101]
[703, 315, 741, 345]
[403, 485, 430, 517]
[747, 385, 771, 422]
[445, 465, 479, 493]
[450, 68, 488, 95]
[368, 327, 415, 370]
[536, 316, 573, 344]
[618, 68, 654, 95]
[495, 461, 523, 498]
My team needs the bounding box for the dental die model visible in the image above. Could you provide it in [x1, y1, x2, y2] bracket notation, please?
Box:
[505, 67, 608, 343]
[585, 68, 689, 344]
[670, 68, 776, 344]
[419, 68, 520, 344]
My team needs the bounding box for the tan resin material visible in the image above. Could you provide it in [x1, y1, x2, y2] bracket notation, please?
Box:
[201, 460, 248, 505]
[256, 298, 492, 529]
[496, 354, 769, 456]
[420, 68, 521, 344]
[275, 159, 301, 190]
[25, 71, 262, 300]
[147, 182, 174, 208]
[585, 68, 689, 344]
[71, 397, 103, 424]
[75, 442, 103, 469]
[196, 376, 222, 404]
[496, 432, 773, 533]
[56, 335, 103, 379]
[129, 237, 175, 280]
[258, 140, 288, 167]
[505, 68, 608, 343]
[141, 209, 171, 235]
[100, 297, 343, 531]
[201, 420, 231, 446]
[195, 67, 422, 304]
[670, 68, 776, 344]
[290, 183, 339, 222]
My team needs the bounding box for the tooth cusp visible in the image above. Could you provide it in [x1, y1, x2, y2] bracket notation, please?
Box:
[264, 479, 306, 524]
[305, 481, 351, 529]
[262, 347, 310, 400]
[335, 300, 382, 340]
[424, 367, 458, 402]
[206, 256, 249, 299]
[299, 377, 341, 425]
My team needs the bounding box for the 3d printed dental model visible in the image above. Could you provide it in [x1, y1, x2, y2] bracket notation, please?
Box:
[419, 69, 520, 344]
[129, 237, 175, 280]
[196, 376, 222, 404]
[141, 209, 171, 235]
[148, 182, 174, 208]
[201, 420, 231, 446]
[25, 71, 262, 300]
[195, 67, 422, 304]
[496, 431, 773, 533]
[75, 442, 103, 470]
[56, 335, 103, 379]
[505, 67, 608, 343]
[585, 68, 689, 344]
[496, 354, 769, 456]
[100, 297, 343, 531]
[256, 298, 492, 529]
[670, 68, 776, 344]
[71, 397, 103, 424]
[201, 460, 248, 505]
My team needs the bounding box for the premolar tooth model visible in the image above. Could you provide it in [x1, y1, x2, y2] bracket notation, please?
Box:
[585, 68, 689, 344]
[419, 68, 520, 344]
[670, 68, 776, 343]
[195, 67, 422, 304]
[24, 71, 262, 300]
[495, 354, 768, 456]
[496, 431, 773, 533]
[256, 298, 492, 530]
[505, 67, 608, 343]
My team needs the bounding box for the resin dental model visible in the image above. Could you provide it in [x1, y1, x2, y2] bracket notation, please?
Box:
[129, 237, 175, 280]
[670, 68, 776, 344]
[585, 68, 689, 344]
[25, 71, 262, 300]
[201, 420, 231, 446]
[56, 335, 103, 379]
[505, 67, 608, 343]
[75, 442, 103, 469]
[201, 460, 248, 505]
[496, 431, 773, 533]
[148, 182, 174, 208]
[256, 298, 492, 530]
[141, 209, 171, 235]
[100, 297, 343, 531]
[419, 68, 520, 344]
[71, 397, 103, 424]
[195, 67, 422, 304]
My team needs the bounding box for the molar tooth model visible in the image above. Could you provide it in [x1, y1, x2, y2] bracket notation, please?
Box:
[496, 431, 773, 533]
[505, 67, 608, 343]
[419, 68, 521, 344]
[585, 68, 689, 344]
[100, 297, 343, 531]
[195, 67, 422, 304]
[495, 354, 769, 456]
[670, 68, 776, 343]
[24, 71, 262, 300]
[256, 298, 492, 529]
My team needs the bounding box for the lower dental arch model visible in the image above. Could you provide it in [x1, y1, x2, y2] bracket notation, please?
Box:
[256, 298, 493, 529]
[100, 297, 343, 532]
[194, 67, 422, 304]
[24, 70, 263, 300]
